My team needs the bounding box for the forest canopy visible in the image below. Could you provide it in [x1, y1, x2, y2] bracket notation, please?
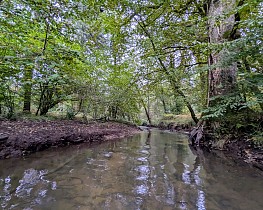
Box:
[0, 0, 262, 134]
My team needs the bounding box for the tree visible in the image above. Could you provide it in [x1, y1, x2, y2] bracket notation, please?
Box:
[23, 67, 33, 112]
[207, 0, 238, 104]
[0, 0, 261, 133]
[130, 2, 203, 124]
[190, 0, 263, 145]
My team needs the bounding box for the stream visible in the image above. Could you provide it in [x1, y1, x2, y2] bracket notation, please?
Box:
[0, 130, 263, 210]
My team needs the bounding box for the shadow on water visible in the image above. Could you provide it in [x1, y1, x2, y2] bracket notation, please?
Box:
[0, 130, 263, 210]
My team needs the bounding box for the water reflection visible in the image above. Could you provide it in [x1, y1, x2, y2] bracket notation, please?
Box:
[0, 130, 263, 210]
[0, 168, 55, 209]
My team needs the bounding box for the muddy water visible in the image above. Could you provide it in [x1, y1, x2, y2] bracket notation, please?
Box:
[0, 130, 263, 210]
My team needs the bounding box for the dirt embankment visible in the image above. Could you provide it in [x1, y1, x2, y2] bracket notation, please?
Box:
[224, 139, 263, 171]
[156, 121, 263, 171]
[0, 120, 140, 159]
[192, 133, 263, 171]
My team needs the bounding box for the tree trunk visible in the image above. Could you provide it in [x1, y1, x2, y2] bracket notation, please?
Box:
[173, 85, 199, 124]
[207, 0, 237, 105]
[190, 0, 239, 146]
[36, 83, 46, 116]
[23, 68, 33, 112]
[141, 99, 152, 125]
[40, 107, 49, 116]
[112, 106, 118, 119]
[161, 98, 168, 114]
[144, 105, 152, 125]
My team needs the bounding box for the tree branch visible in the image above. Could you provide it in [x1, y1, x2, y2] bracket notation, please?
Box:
[135, 16, 199, 124]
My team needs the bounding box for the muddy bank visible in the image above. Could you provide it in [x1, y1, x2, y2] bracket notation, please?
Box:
[224, 139, 263, 171]
[193, 134, 263, 171]
[0, 120, 140, 159]
[155, 122, 263, 171]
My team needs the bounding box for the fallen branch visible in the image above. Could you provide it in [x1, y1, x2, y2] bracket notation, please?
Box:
[189, 122, 204, 146]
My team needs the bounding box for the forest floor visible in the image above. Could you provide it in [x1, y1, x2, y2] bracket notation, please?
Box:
[0, 119, 140, 159]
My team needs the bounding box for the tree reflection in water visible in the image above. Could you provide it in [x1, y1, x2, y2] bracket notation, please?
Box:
[1, 130, 263, 210]
[132, 130, 207, 209]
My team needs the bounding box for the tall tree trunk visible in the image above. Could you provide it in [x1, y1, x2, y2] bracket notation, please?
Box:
[160, 88, 168, 114]
[207, 0, 237, 105]
[190, 0, 239, 145]
[161, 98, 167, 114]
[23, 68, 33, 112]
[144, 105, 152, 125]
[36, 83, 45, 116]
[141, 99, 152, 125]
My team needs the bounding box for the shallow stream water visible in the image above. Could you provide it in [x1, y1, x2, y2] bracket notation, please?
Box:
[0, 130, 263, 210]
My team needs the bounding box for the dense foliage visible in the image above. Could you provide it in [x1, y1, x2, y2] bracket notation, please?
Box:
[0, 0, 262, 137]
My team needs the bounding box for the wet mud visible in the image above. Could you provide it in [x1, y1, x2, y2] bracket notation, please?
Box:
[0, 120, 140, 159]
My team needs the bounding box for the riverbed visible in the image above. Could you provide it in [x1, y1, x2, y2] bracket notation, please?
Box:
[1, 130, 263, 209]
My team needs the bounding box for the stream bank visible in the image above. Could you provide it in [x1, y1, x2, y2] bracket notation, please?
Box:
[155, 121, 263, 171]
[0, 120, 140, 159]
